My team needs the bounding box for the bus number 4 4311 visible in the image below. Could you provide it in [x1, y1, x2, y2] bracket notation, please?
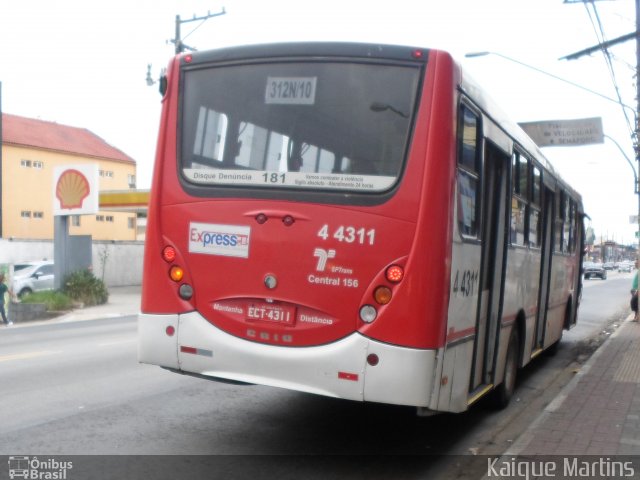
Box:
[317, 224, 375, 245]
[452, 270, 479, 297]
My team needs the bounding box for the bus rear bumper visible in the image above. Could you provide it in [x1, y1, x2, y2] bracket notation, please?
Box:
[138, 312, 437, 407]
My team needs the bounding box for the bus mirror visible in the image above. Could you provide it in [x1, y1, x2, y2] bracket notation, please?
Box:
[159, 75, 168, 96]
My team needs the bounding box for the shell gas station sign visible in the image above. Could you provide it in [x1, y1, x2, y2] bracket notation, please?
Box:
[52, 164, 99, 216]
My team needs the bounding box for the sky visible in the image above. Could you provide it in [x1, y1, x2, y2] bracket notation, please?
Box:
[1, 0, 639, 244]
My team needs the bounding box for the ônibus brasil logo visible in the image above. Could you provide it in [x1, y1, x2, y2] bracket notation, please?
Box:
[8, 456, 73, 479]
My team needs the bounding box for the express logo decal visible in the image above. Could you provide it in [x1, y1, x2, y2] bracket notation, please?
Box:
[189, 222, 250, 258]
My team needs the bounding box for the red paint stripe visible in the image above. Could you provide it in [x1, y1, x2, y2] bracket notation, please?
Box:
[446, 326, 476, 343]
[180, 346, 198, 355]
[338, 372, 359, 382]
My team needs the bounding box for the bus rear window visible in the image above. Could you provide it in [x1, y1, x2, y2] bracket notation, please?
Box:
[180, 61, 420, 193]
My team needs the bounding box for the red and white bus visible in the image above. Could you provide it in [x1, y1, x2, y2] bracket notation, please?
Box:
[138, 43, 584, 413]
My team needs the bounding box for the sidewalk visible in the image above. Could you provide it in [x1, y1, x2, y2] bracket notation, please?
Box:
[55, 285, 141, 323]
[7, 285, 143, 326]
[507, 315, 640, 456]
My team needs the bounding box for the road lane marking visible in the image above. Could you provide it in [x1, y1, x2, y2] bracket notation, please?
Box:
[0, 350, 62, 362]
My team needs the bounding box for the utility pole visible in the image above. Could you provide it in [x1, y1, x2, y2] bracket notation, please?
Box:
[0, 81, 3, 238]
[636, 0, 640, 258]
[562, 0, 640, 256]
[173, 8, 226, 55]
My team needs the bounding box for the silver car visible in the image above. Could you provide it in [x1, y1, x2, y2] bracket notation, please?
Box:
[12, 261, 55, 298]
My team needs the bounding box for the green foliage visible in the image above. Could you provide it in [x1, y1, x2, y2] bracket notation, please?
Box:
[63, 269, 109, 307]
[21, 291, 74, 311]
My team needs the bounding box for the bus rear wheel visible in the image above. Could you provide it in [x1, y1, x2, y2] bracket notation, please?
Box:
[492, 327, 519, 409]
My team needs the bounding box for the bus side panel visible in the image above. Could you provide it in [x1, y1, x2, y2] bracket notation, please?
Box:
[445, 211, 482, 410]
[544, 253, 577, 347]
[502, 247, 541, 365]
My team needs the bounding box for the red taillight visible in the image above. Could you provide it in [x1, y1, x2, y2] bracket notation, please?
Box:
[162, 246, 177, 263]
[412, 49, 424, 59]
[166, 326, 175, 336]
[184, 54, 193, 63]
[386, 265, 404, 283]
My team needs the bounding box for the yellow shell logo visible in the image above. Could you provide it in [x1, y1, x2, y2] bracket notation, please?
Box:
[56, 169, 90, 209]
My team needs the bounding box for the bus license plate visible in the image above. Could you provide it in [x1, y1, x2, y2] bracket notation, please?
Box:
[247, 303, 296, 325]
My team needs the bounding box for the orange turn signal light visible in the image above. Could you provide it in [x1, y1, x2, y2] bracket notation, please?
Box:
[169, 265, 184, 282]
[374, 286, 392, 305]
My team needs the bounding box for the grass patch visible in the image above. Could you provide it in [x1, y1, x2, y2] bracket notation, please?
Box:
[21, 291, 74, 311]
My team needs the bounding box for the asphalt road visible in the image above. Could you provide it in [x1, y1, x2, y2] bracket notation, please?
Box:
[0, 271, 633, 479]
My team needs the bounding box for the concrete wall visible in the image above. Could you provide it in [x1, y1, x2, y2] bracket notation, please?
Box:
[0, 238, 144, 286]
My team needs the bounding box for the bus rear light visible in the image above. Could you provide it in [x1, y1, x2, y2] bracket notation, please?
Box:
[166, 326, 175, 336]
[184, 54, 193, 63]
[179, 283, 193, 300]
[385, 265, 404, 283]
[374, 286, 392, 305]
[162, 246, 177, 263]
[169, 266, 184, 282]
[359, 305, 377, 323]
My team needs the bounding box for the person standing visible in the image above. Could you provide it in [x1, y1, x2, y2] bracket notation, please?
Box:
[0, 273, 13, 326]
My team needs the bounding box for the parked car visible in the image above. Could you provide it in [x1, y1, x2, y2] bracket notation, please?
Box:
[12, 261, 55, 298]
[583, 262, 607, 280]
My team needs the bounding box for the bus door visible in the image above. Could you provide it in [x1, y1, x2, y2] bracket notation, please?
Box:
[471, 140, 509, 391]
[534, 183, 554, 352]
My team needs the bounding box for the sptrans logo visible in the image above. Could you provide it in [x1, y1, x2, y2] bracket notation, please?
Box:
[189, 222, 251, 258]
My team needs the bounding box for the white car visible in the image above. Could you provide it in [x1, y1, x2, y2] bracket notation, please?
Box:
[618, 262, 633, 273]
[12, 261, 55, 298]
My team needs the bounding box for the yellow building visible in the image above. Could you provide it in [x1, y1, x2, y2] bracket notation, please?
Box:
[1, 113, 137, 240]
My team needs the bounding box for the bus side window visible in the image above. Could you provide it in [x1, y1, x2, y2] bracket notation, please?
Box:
[510, 152, 528, 246]
[456, 104, 481, 238]
[555, 191, 565, 253]
[529, 165, 542, 248]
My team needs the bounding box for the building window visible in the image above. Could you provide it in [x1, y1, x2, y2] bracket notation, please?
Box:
[33, 161, 44, 169]
[100, 170, 114, 178]
[128, 174, 136, 188]
[33, 211, 44, 219]
[21, 211, 31, 218]
[72, 215, 81, 227]
[128, 217, 135, 229]
[106, 216, 114, 222]
[21, 160, 32, 168]
[96, 215, 105, 222]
